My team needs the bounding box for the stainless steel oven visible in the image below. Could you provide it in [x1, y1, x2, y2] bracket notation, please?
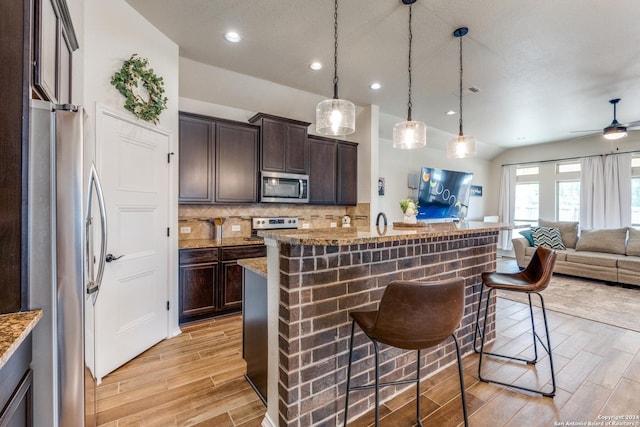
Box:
[260, 171, 309, 203]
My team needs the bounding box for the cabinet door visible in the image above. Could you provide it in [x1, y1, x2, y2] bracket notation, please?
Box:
[215, 122, 259, 203]
[58, 31, 72, 104]
[337, 143, 358, 205]
[308, 137, 337, 205]
[178, 115, 214, 203]
[220, 262, 243, 311]
[261, 119, 286, 172]
[34, 0, 60, 102]
[179, 263, 218, 323]
[285, 124, 308, 174]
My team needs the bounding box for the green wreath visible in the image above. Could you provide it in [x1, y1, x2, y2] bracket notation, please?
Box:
[111, 54, 168, 124]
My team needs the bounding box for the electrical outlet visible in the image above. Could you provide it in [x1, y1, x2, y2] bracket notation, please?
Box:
[180, 226, 191, 234]
[330, 222, 337, 228]
[231, 225, 241, 232]
[302, 223, 310, 229]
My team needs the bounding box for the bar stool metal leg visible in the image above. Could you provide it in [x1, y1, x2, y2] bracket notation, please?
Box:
[343, 321, 356, 427]
[452, 334, 469, 427]
[477, 288, 556, 397]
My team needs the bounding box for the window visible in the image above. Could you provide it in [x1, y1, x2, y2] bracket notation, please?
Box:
[514, 182, 539, 223]
[556, 162, 580, 221]
[633, 157, 640, 226]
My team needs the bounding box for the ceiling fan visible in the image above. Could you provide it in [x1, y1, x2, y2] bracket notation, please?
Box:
[573, 98, 640, 140]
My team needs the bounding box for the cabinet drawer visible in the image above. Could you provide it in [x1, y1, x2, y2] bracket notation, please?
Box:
[180, 248, 219, 264]
[221, 245, 266, 261]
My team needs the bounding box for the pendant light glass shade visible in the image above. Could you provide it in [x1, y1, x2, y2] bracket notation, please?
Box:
[447, 134, 477, 158]
[393, 1, 426, 150]
[315, 0, 355, 136]
[447, 27, 475, 158]
[316, 98, 356, 136]
[393, 120, 427, 149]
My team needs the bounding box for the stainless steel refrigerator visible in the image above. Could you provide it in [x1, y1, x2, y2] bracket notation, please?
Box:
[28, 99, 107, 427]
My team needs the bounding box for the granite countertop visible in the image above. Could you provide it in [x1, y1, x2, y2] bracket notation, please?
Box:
[179, 237, 264, 249]
[237, 257, 268, 278]
[258, 221, 511, 246]
[0, 310, 43, 370]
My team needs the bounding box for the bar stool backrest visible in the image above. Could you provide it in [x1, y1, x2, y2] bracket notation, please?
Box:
[520, 246, 557, 292]
[367, 277, 465, 350]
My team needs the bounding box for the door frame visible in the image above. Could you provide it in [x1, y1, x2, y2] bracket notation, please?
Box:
[95, 103, 179, 339]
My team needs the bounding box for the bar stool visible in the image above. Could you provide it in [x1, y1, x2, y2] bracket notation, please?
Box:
[343, 278, 469, 427]
[473, 246, 558, 397]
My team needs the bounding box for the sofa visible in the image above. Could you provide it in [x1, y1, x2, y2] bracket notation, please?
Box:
[512, 219, 640, 287]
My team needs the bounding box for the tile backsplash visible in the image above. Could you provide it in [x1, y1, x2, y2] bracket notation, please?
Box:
[178, 203, 370, 240]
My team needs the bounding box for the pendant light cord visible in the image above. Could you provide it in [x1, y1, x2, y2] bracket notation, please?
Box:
[407, 4, 413, 121]
[333, 0, 339, 99]
[458, 34, 464, 136]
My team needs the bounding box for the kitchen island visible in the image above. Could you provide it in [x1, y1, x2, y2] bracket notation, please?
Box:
[257, 222, 506, 427]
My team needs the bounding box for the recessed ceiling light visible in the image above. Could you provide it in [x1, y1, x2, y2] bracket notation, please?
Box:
[370, 82, 382, 90]
[309, 62, 322, 71]
[446, 110, 457, 115]
[224, 31, 241, 43]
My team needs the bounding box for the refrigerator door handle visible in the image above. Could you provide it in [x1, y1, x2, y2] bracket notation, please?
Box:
[86, 165, 108, 295]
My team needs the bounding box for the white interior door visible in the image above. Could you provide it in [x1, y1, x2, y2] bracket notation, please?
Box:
[94, 106, 170, 381]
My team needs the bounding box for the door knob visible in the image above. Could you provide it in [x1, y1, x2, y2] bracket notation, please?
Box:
[105, 253, 124, 263]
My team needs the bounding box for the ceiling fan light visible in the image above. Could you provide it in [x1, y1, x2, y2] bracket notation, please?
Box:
[316, 98, 356, 136]
[393, 120, 427, 149]
[603, 125, 627, 140]
[447, 134, 477, 158]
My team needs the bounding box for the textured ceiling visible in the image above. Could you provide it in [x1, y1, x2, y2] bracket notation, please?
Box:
[125, 0, 640, 151]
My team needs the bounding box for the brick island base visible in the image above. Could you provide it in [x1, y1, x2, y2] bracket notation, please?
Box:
[261, 226, 500, 426]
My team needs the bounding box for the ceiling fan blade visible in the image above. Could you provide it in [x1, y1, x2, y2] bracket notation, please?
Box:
[622, 119, 640, 129]
[570, 129, 600, 133]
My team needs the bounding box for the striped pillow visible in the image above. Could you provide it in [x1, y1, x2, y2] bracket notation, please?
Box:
[531, 226, 566, 250]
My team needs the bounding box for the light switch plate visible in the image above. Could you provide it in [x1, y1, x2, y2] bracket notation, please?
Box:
[231, 225, 241, 232]
[302, 223, 310, 229]
[180, 226, 191, 234]
[330, 222, 337, 227]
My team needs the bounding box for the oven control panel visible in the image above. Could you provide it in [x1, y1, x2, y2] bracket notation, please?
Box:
[252, 217, 299, 230]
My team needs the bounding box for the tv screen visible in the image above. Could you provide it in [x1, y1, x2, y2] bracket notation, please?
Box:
[417, 167, 473, 219]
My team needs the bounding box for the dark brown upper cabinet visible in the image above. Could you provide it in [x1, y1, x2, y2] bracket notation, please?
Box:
[249, 113, 310, 174]
[33, 0, 78, 104]
[178, 112, 259, 204]
[179, 114, 215, 203]
[307, 135, 358, 206]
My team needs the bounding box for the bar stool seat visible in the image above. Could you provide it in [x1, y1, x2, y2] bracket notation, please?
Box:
[473, 246, 558, 397]
[343, 277, 469, 427]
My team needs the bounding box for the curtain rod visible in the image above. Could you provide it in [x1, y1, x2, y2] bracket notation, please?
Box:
[501, 149, 639, 167]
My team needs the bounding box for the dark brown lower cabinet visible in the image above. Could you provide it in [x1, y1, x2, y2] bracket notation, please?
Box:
[0, 335, 33, 427]
[179, 244, 266, 323]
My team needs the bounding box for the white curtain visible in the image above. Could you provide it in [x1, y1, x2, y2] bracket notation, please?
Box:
[604, 153, 632, 227]
[581, 153, 632, 229]
[580, 156, 605, 229]
[498, 165, 517, 250]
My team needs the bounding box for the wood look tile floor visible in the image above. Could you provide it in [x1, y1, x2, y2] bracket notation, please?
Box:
[97, 259, 640, 426]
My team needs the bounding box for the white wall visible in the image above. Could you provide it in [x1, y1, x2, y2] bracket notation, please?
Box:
[377, 126, 492, 223]
[82, 0, 180, 335]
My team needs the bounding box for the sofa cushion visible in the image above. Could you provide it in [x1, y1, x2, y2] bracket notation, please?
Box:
[565, 251, 622, 268]
[626, 227, 640, 256]
[532, 226, 566, 250]
[618, 257, 640, 273]
[519, 229, 535, 246]
[575, 228, 627, 255]
[538, 219, 579, 249]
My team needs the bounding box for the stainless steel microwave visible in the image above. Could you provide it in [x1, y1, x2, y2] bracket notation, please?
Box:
[260, 171, 309, 203]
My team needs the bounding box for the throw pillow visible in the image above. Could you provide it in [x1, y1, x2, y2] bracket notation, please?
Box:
[519, 229, 535, 246]
[575, 227, 628, 255]
[538, 219, 579, 249]
[626, 227, 640, 256]
[531, 226, 566, 250]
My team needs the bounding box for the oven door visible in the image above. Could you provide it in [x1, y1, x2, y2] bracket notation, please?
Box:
[260, 171, 309, 203]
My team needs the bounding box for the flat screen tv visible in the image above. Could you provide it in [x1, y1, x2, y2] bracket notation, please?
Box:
[417, 167, 473, 220]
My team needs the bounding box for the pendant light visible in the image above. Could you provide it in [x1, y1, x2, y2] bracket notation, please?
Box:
[316, 0, 355, 136]
[393, 0, 427, 149]
[447, 27, 477, 158]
